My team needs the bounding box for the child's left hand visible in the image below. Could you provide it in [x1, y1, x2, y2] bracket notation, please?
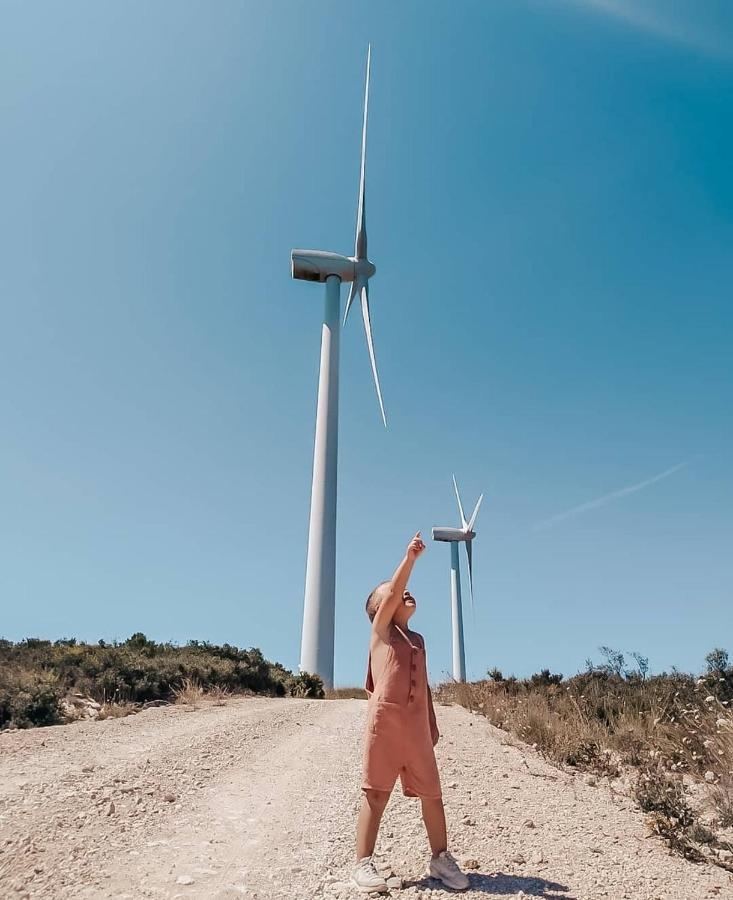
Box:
[407, 532, 426, 561]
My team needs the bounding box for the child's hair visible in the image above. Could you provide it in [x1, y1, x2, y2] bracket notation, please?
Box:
[365, 581, 390, 621]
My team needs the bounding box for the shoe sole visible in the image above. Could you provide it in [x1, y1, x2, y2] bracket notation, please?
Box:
[350, 876, 389, 894]
[429, 872, 470, 892]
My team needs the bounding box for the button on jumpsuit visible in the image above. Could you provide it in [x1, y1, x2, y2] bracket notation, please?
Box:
[361, 624, 442, 800]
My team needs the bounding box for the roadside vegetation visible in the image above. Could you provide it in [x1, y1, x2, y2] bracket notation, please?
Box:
[437, 647, 733, 870]
[325, 686, 367, 700]
[0, 633, 324, 730]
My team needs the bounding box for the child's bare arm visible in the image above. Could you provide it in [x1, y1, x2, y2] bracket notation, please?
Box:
[372, 532, 425, 642]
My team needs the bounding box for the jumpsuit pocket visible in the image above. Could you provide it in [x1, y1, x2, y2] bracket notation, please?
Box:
[368, 700, 402, 735]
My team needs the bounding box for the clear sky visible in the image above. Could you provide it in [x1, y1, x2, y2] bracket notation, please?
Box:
[2, 1, 732, 685]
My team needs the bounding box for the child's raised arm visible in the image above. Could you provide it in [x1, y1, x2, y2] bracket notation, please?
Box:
[372, 532, 425, 641]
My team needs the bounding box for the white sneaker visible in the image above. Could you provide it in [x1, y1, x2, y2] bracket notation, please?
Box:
[429, 850, 470, 891]
[351, 856, 388, 893]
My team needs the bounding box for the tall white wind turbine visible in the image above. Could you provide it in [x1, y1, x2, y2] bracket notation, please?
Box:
[291, 46, 386, 689]
[432, 476, 484, 682]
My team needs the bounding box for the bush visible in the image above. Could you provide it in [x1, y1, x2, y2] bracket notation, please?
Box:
[635, 765, 704, 862]
[288, 672, 325, 699]
[529, 669, 563, 687]
[0, 634, 308, 728]
[436, 646, 733, 869]
[0, 668, 63, 729]
[706, 648, 729, 674]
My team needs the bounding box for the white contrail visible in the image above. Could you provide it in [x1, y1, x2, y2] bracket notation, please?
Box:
[561, 0, 728, 58]
[533, 461, 688, 531]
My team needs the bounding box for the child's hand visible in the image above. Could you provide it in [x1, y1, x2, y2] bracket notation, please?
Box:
[407, 532, 426, 561]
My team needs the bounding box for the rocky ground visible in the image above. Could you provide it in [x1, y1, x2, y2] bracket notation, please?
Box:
[1, 697, 732, 899]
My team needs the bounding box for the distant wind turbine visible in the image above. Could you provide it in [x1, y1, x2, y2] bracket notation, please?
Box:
[433, 476, 484, 682]
[291, 46, 386, 689]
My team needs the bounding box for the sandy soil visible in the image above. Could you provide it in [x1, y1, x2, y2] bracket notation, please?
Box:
[1, 697, 731, 899]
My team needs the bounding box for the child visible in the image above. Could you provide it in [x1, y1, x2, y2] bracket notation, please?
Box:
[352, 532, 470, 893]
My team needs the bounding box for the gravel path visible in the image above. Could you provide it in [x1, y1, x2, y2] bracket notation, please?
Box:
[1, 698, 731, 899]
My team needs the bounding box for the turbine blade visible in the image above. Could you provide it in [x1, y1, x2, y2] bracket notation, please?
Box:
[453, 474, 468, 530]
[467, 493, 484, 532]
[343, 279, 360, 326]
[354, 45, 370, 260]
[359, 281, 387, 427]
[465, 539, 475, 623]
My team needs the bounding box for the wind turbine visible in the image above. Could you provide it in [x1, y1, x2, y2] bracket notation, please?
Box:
[432, 476, 484, 682]
[291, 46, 386, 689]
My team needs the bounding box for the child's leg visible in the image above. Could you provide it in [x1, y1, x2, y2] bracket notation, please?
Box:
[356, 789, 390, 859]
[420, 797, 447, 858]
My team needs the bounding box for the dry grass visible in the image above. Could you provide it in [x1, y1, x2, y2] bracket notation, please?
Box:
[97, 701, 139, 720]
[207, 684, 232, 706]
[172, 680, 235, 709]
[438, 671, 733, 869]
[172, 677, 205, 709]
[709, 778, 733, 828]
[325, 687, 367, 700]
[437, 677, 733, 780]
[635, 764, 707, 862]
[438, 680, 615, 775]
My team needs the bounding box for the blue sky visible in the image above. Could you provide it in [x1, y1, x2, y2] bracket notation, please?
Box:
[1, 1, 731, 685]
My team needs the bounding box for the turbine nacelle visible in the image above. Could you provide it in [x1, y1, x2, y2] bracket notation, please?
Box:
[432, 474, 485, 622]
[290, 47, 386, 428]
[291, 250, 376, 284]
[432, 527, 476, 543]
[290, 46, 387, 428]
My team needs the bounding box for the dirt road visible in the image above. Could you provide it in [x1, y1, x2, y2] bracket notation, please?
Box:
[1, 698, 731, 899]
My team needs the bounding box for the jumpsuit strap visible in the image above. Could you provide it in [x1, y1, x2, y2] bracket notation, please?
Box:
[393, 624, 421, 651]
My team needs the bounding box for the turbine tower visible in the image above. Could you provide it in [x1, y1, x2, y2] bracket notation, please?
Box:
[291, 46, 386, 689]
[432, 476, 484, 682]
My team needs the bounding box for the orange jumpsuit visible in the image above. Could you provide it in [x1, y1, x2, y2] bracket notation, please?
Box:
[361, 624, 442, 800]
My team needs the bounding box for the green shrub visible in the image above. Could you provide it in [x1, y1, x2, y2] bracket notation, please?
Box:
[0, 634, 305, 728]
[529, 668, 563, 687]
[288, 672, 325, 699]
[0, 668, 63, 729]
